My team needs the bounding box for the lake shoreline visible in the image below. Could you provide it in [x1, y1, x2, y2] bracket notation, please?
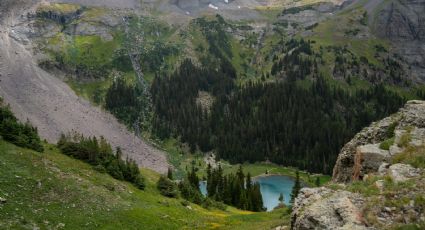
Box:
[253, 173, 309, 187]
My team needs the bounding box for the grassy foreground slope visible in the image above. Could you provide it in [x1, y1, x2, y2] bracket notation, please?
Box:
[0, 141, 289, 229]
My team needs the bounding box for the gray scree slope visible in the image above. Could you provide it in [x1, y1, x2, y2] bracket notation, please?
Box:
[0, 0, 168, 173]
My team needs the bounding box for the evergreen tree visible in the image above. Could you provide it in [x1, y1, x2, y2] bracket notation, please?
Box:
[204, 165, 264, 211]
[57, 133, 145, 190]
[278, 193, 284, 204]
[315, 177, 320, 187]
[290, 171, 302, 204]
[157, 175, 178, 198]
[0, 99, 44, 152]
[167, 167, 173, 180]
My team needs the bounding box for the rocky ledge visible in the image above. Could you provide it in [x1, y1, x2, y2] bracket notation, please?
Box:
[333, 100, 425, 183]
[292, 100, 425, 229]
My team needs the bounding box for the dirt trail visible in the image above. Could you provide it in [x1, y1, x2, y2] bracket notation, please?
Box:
[0, 0, 168, 173]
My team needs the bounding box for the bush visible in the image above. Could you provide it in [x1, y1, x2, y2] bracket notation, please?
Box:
[157, 176, 178, 198]
[380, 137, 395, 150]
[201, 198, 226, 211]
[134, 174, 146, 190]
[181, 200, 190, 207]
[93, 164, 106, 173]
[178, 179, 203, 204]
[386, 121, 398, 138]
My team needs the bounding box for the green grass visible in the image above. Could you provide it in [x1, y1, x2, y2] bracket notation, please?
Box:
[67, 71, 136, 104]
[67, 34, 122, 67]
[393, 145, 425, 169]
[379, 137, 395, 150]
[308, 7, 389, 68]
[0, 140, 291, 229]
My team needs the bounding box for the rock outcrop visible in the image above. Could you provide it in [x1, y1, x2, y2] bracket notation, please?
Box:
[386, 163, 421, 183]
[292, 101, 425, 229]
[333, 100, 425, 183]
[291, 187, 369, 230]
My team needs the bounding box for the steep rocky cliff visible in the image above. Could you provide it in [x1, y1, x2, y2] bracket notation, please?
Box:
[371, 0, 425, 82]
[292, 100, 425, 229]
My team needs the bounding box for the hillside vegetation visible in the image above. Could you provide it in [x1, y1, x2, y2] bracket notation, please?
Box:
[32, 2, 425, 177]
[0, 140, 290, 229]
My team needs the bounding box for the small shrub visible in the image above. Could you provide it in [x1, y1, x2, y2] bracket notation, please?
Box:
[181, 200, 190, 207]
[201, 198, 226, 211]
[379, 137, 395, 150]
[398, 132, 412, 148]
[386, 121, 398, 138]
[93, 164, 106, 173]
[157, 176, 179, 198]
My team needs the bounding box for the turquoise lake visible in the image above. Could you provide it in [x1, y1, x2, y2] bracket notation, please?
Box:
[199, 175, 295, 211]
[253, 175, 295, 211]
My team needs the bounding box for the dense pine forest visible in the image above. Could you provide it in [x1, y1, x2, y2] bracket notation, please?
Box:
[151, 60, 405, 174]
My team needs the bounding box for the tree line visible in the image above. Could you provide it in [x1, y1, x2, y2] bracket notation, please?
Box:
[206, 165, 264, 211]
[57, 133, 145, 189]
[0, 98, 44, 152]
[157, 164, 264, 212]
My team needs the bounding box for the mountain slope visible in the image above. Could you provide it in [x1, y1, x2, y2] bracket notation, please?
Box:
[0, 0, 167, 173]
[0, 140, 290, 229]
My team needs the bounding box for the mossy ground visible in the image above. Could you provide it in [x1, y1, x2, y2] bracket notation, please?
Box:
[0, 140, 290, 229]
[37, 3, 81, 15]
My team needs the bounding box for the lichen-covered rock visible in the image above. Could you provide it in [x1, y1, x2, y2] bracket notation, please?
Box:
[291, 187, 370, 230]
[333, 100, 425, 183]
[388, 163, 421, 183]
[352, 144, 390, 180]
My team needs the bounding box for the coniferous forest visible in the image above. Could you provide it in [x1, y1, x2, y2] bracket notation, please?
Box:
[151, 58, 405, 174]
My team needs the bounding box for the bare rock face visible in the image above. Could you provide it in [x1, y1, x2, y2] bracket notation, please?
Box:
[352, 144, 391, 180]
[333, 100, 425, 183]
[372, 0, 425, 82]
[291, 187, 370, 230]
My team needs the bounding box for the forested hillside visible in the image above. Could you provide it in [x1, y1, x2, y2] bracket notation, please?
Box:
[29, 1, 425, 177]
[151, 59, 406, 174]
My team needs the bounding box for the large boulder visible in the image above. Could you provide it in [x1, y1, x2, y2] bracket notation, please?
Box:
[352, 144, 391, 180]
[291, 187, 370, 230]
